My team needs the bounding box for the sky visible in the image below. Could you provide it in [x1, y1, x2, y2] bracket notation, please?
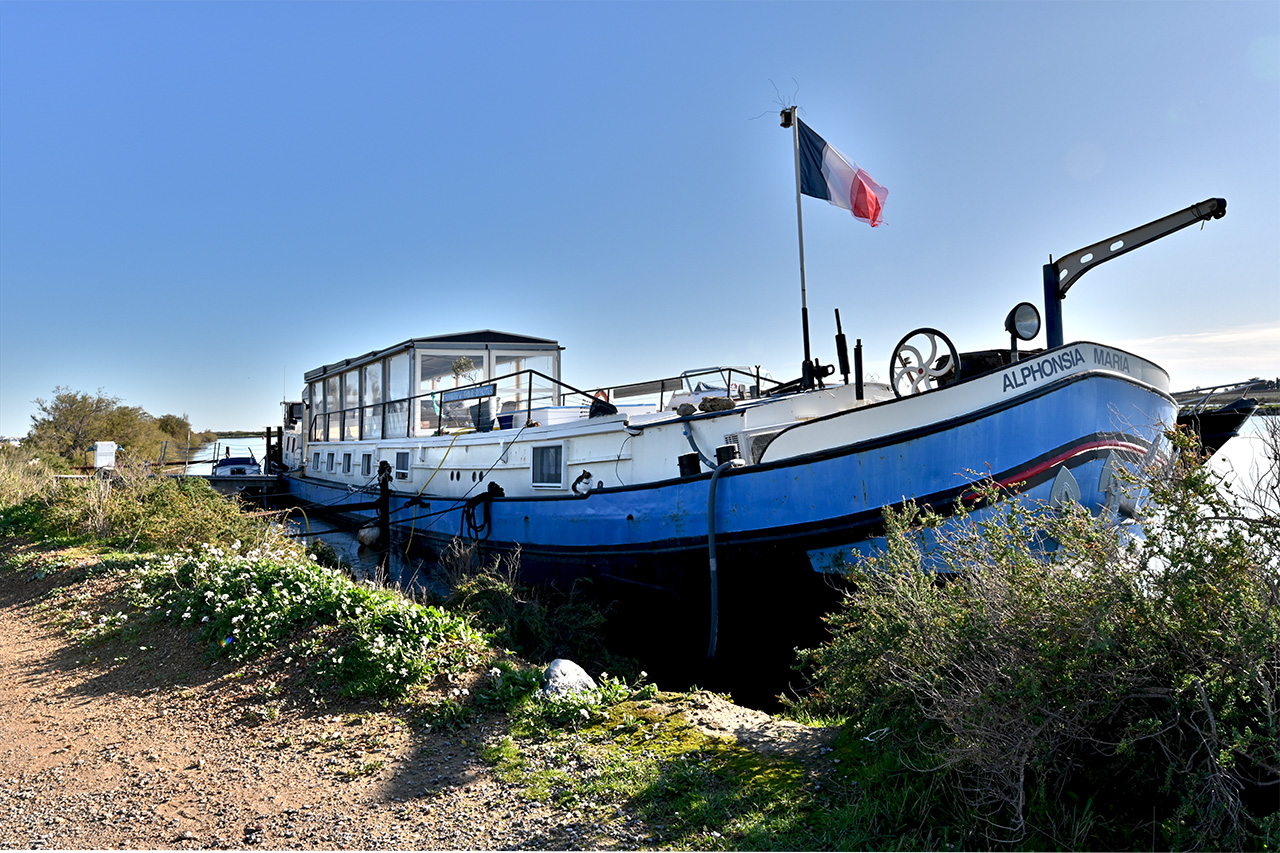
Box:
[1, 1, 1277, 437]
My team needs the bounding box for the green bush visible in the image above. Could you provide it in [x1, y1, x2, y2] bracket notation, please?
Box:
[136, 543, 487, 699]
[39, 460, 268, 552]
[0, 446, 59, 508]
[441, 540, 637, 678]
[795, 429, 1279, 851]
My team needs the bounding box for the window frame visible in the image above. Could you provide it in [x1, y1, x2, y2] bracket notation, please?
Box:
[531, 443, 565, 489]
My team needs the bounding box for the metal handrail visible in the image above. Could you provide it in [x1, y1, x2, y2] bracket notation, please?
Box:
[1177, 379, 1265, 415]
[305, 365, 782, 442]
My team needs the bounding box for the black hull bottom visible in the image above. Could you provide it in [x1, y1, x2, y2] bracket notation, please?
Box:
[377, 524, 848, 710]
[477, 537, 848, 709]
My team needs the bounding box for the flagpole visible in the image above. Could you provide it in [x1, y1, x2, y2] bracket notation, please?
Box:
[784, 106, 814, 390]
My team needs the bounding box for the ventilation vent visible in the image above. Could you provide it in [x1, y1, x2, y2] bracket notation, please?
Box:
[749, 430, 782, 464]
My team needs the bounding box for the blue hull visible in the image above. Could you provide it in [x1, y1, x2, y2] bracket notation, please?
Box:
[286, 369, 1174, 583]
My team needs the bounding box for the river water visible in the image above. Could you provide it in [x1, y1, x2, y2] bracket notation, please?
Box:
[183, 435, 269, 476]
[1209, 416, 1277, 514]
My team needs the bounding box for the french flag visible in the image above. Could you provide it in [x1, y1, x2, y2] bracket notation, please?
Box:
[797, 118, 887, 227]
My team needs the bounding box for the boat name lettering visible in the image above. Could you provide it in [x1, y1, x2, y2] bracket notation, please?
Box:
[1092, 347, 1131, 374]
[1002, 348, 1085, 393]
[441, 383, 497, 403]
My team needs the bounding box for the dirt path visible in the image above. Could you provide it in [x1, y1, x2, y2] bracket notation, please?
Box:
[0, 551, 838, 851]
[0, 569, 610, 850]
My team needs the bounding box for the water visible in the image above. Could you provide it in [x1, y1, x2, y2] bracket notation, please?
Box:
[290, 517, 437, 591]
[183, 435, 269, 475]
[1209, 415, 1277, 515]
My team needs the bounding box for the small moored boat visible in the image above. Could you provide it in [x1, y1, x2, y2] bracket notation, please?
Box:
[212, 449, 262, 477]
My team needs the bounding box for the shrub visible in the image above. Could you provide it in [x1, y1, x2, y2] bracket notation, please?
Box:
[0, 446, 59, 508]
[796, 429, 1279, 851]
[440, 539, 637, 678]
[136, 543, 487, 699]
[40, 459, 269, 552]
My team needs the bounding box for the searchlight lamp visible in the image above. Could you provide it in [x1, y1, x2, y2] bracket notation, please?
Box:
[1005, 302, 1041, 362]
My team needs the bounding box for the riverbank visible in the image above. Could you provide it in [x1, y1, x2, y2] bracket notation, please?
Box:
[0, 560, 567, 849]
[2, 426, 1274, 851]
[0, 532, 843, 851]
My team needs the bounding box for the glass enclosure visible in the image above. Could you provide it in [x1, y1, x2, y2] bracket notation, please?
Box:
[305, 333, 562, 445]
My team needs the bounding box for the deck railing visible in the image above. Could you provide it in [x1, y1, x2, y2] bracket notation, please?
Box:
[306, 366, 782, 443]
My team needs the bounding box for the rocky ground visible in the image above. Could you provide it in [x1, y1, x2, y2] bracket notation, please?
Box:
[0, 557, 836, 851]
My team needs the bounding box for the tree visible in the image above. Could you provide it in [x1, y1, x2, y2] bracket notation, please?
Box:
[155, 413, 193, 440]
[26, 388, 204, 467]
[27, 387, 122, 465]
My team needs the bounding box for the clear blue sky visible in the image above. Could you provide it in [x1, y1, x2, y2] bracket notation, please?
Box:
[2, 1, 1276, 436]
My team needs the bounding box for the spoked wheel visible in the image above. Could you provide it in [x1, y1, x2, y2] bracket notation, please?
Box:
[890, 327, 959, 397]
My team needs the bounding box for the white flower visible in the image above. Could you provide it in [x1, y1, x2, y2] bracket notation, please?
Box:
[201, 616, 209, 623]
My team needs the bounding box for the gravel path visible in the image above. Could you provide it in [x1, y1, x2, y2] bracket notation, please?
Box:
[0, 568, 642, 850]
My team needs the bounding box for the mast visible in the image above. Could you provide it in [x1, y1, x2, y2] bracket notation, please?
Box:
[781, 106, 814, 390]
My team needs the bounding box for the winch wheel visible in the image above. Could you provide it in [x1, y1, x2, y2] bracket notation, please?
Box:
[890, 327, 959, 397]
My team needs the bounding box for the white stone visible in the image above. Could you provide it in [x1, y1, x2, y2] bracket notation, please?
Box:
[541, 659, 596, 698]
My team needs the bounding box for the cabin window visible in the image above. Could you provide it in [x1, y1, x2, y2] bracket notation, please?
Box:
[418, 351, 488, 430]
[342, 453, 352, 475]
[418, 352, 486, 432]
[532, 445, 563, 488]
[312, 452, 320, 471]
[326, 452, 335, 472]
[419, 352, 487, 390]
[492, 353, 559, 418]
[308, 382, 325, 441]
[384, 400, 409, 439]
[342, 370, 360, 440]
[394, 451, 410, 480]
[386, 352, 411, 437]
[388, 352, 410, 394]
[361, 453, 372, 477]
[324, 377, 339, 441]
[363, 361, 384, 440]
